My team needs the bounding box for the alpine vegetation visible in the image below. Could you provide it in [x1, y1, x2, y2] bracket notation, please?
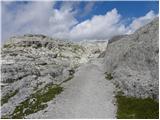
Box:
[1, 1, 159, 119]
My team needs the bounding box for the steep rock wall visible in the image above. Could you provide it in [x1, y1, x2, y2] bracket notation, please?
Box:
[104, 18, 159, 100]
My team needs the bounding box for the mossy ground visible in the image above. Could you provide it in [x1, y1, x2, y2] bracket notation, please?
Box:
[1, 84, 63, 119]
[116, 95, 159, 119]
[3, 44, 12, 48]
[1, 89, 19, 105]
[1, 69, 75, 119]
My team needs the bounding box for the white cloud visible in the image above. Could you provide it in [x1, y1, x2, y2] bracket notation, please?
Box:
[49, 9, 78, 35]
[2, 1, 77, 41]
[1, 1, 158, 42]
[127, 10, 157, 34]
[79, 2, 95, 17]
[2, 1, 55, 41]
[70, 8, 127, 41]
[70, 9, 158, 41]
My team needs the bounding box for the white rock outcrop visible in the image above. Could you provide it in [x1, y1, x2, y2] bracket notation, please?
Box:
[104, 18, 159, 100]
[1, 34, 107, 118]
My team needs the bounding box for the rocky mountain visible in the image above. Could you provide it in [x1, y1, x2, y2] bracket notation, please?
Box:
[1, 34, 107, 118]
[104, 17, 159, 100]
[0, 17, 158, 118]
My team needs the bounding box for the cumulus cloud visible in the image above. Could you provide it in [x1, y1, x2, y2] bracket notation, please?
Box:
[2, 1, 55, 41]
[79, 2, 95, 17]
[49, 8, 78, 38]
[1, 1, 158, 42]
[70, 8, 127, 41]
[127, 10, 157, 34]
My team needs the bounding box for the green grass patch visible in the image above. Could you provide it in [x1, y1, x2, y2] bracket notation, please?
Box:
[1, 89, 19, 105]
[2, 84, 63, 119]
[116, 95, 159, 119]
[3, 44, 12, 48]
[105, 72, 113, 80]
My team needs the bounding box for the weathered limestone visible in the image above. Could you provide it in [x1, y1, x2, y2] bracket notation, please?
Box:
[1, 34, 107, 117]
[104, 18, 159, 100]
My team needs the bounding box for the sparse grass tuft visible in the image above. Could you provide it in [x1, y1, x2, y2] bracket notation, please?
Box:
[116, 94, 159, 119]
[3, 44, 12, 48]
[5, 84, 63, 119]
[1, 89, 19, 105]
[105, 72, 113, 80]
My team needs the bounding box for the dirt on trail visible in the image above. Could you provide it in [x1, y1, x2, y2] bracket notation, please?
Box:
[27, 58, 117, 119]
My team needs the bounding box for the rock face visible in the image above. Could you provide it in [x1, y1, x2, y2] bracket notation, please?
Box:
[1, 34, 107, 118]
[104, 18, 159, 100]
[1, 17, 158, 118]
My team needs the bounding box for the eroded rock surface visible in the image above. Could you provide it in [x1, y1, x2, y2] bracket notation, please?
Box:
[1, 17, 158, 118]
[104, 18, 159, 100]
[1, 34, 107, 118]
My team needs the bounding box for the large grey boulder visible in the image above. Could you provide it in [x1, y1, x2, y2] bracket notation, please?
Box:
[104, 18, 159, 100]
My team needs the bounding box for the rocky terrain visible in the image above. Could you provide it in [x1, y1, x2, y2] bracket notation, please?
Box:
[105, 17, 159, 100]
[1, 34, 107, 118]
[26, 58, 116, 119]
[0, 17, 158, 118]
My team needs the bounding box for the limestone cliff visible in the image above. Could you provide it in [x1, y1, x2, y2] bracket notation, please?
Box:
[105, 18, 159, 100]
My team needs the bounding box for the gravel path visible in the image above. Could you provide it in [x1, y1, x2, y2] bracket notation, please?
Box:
[27, 59, 117, 118]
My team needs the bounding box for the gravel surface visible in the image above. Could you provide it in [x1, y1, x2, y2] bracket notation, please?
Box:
[27, 58, 116, 118]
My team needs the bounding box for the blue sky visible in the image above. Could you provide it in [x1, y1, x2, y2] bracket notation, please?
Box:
[54, 1, 159, 23]
[1, 1, 159, 42]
